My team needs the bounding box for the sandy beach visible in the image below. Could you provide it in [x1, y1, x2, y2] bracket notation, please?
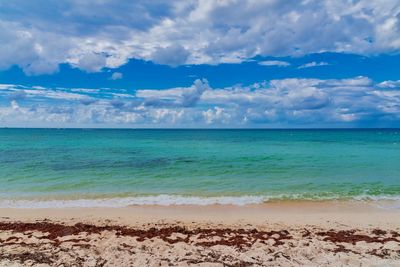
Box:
[1, 201, 400, 266]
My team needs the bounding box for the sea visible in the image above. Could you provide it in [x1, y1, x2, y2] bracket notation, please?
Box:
[0, 128, 399, 208]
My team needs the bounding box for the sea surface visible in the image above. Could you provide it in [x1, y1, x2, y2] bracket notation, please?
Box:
[0, 128, 399, 207]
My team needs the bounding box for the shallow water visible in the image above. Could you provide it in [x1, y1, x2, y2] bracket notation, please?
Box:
[0, 129, 399, 207]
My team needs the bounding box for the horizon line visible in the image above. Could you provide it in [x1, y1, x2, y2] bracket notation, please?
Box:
[1, 127, 399, 130]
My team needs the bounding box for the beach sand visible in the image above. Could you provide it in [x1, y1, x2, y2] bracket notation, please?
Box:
[0, 201, 400, 266]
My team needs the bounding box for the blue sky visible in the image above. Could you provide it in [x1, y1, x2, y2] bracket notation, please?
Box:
[0, 0, 399, 128]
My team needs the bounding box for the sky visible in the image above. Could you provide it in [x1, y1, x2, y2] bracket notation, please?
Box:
[0, 0, 400, 128]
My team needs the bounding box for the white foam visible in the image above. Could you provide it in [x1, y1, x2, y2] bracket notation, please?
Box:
[352, 195, 400, 201]
[0, 194, 399, 208]
[0, 195, 266, 208]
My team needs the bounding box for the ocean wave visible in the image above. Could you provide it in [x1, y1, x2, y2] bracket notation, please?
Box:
[0, 195, 265, 208]
[0, 194, 400, 208]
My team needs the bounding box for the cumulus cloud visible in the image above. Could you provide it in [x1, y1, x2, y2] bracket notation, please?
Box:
[298, 61, 330, 69]
[137, 78, 210, 107]
[151, 45, 190, 66]
[0, 0, 399, 74]
[0, 19, 72, 75]
[74, 53, 107, 72]
[1, 76, 400, 127]
[203, 107, 232, 125]
[258, 60, 290, 67]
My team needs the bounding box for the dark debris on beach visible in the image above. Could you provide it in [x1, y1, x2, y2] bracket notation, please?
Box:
[0, 221, 399, 266]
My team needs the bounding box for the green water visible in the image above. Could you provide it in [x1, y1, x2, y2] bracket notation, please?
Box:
[0, 129, 399, 206]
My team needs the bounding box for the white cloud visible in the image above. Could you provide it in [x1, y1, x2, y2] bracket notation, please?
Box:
[73, 53, 107, 73]
[0, 1, 399, 74]
[298, 61, 330, 69]
[258, 60, 290, 67]
[377, 80, 400, 88]
[1, 76, 400, 127]
[0, 84, 94, 101]
[110, 72, 123, 80]
[137, 78, 210, 107]
[203, 107, 232, 125]
[151, 44, 190, 66]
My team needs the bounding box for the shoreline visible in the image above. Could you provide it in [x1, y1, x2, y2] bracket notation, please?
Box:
[1, 194, 400, 208]
[1, 200, 400, 227]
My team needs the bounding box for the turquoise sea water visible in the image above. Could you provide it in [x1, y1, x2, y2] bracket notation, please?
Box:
[0, 129, 399, 207]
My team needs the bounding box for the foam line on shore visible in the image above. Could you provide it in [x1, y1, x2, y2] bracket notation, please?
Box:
[0, 194, 400, 208]
[0, 195, 265, 208]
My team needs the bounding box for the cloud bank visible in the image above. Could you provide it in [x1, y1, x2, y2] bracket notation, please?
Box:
[0, 0, 399, 74]
[1, 77, 399, 127]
